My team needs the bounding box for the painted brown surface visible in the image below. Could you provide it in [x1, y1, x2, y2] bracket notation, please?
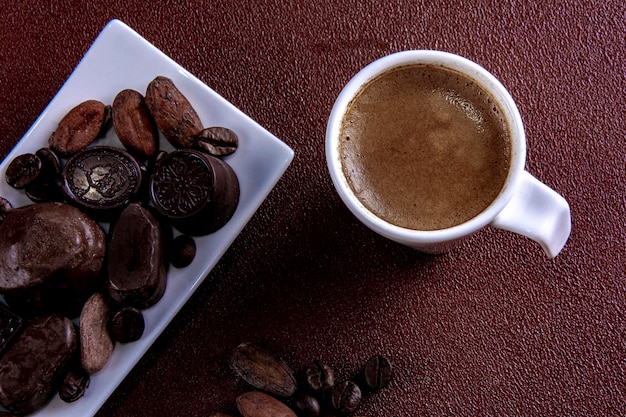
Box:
[0, 1, 624, 416]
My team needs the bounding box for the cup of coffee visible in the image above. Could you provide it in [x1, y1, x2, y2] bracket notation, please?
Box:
[326, 50, 571, 258]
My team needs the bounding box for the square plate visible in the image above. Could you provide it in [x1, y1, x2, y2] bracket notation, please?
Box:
[0, 19, 293, 416]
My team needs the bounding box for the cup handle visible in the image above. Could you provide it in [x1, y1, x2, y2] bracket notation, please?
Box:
[491, 171, 571, 258]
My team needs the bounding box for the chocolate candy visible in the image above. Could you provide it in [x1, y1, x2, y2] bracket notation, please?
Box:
[0, 202, 106, 317]
[0, 315, 78, 414]
[149, 149, 239, 236]
[107, 203, 167, 309]
[62, 146, 143, 216]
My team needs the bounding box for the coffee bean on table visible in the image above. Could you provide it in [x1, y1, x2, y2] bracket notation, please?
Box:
[363, 355, 393, 390]
[170, 235, 196, 268]
[330, 381, 361, 414]
[196, 126, 239, 156]
[292, 391, 320, 417]
[305, 360, 335, 391]
[109, 306, 145, 343]
[5, 153, 41, 189]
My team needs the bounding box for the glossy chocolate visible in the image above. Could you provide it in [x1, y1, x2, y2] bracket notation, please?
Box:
[107, 203, 167, 309]
[62, 146, 143, 213]
[0, 202, 106, 317]
[0, 315, 78, 414]
[149, 150, 239, 236]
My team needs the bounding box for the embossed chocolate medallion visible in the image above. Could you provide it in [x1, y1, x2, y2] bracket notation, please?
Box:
[63, 146, 142, 211]
[150, 151, 213, 217]
[150, 150, 240, 236]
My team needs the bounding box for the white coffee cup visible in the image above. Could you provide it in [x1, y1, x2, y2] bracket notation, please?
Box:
[326, 50, 571, 258]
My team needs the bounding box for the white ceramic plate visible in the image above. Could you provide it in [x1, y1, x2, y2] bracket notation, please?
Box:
[0, 19, 293, 416]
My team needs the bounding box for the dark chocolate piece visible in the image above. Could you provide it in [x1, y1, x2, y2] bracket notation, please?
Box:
[107, 203, 167, 308]
[0, 315, 78, 414]
[0, 202, 106, 317]
[149, 150, 239, 236]
[62, 146, 143, 214]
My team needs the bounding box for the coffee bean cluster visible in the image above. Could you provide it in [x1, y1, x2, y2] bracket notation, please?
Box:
[222, 342, 394, 417]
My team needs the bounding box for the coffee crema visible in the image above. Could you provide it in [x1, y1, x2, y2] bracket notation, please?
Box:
[340, 63, 511, 231]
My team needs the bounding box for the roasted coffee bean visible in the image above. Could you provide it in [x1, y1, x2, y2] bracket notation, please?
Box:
[35, 148, 62, 178]
[59, 366, 90, 402]
[330, 381, 361, 414]
[292, 391, 320, 417]
[0, 197, 12, 224]
[231, 342, 297, 397]
[363, 355, 393, 390]
[112, 89, 159, 159]
[145, 76, 203, 149]
[5, 153, 41, 189]
[109, 306, 145, 343]
[236, 391, 297, 417]
[49, 100, 109, 156]
[196, 126, 239, 156]
[305, 360, 335, 391]
[170, 235, 196, 268]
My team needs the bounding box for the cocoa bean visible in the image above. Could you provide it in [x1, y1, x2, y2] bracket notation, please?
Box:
[236, 391, 296, 417]
[48, 100, 109, 156]
[80, 292, 114, 374]
[231, 342, 297, 397]
[112, 89, 159, 159]
[145, 76, 203, 149]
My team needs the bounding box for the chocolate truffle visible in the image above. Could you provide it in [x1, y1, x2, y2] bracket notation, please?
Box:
[107, 203, 167, 309]
[0, 202, 106, 317]
[0, 315, 78, 414]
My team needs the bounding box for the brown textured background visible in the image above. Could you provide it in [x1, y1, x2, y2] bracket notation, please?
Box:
[1, 1, 625, 416]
